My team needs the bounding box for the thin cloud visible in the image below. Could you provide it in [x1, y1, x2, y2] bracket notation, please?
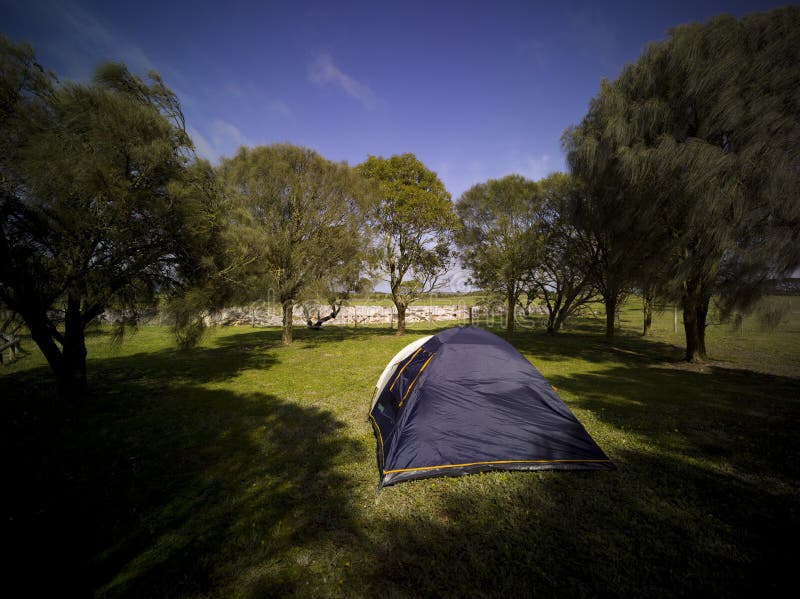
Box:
[187, 120, 253, 163]
[218, 81, 290, 117]
[29, 0, 155, 80]
[187, 125, 217, 162]
[515, 153, 553, 181]
[307, 53, 377, 110]
[268, 100, 292, 117]
[211, 120, 250, 148]
[445, 151, 556, 201]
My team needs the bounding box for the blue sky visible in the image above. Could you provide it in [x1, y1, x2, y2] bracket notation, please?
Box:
[2, 0, 786, 201]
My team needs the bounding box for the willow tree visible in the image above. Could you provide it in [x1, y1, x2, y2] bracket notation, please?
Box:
[563, 110, 651, 339]
[219, 145, 365, 345]
[358, 153, 455, 335]
[566, 7, 800, 360]
[161, 158, 240, 348]
[456, 175, 540, 335]
[525, 173, 598, 334]
[0, 37, 215, 401]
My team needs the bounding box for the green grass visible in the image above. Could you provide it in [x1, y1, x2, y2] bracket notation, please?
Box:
[3, 298, 799, 596]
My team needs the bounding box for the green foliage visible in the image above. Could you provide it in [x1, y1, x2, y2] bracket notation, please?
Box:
[565, 7, 800, 358]
[0, 37, 208, 397]
[563, 107, 651, 338]
[529, 173, 598, 332]
[161, 159, 241, 346]
[358, 153, 456, 332]
[456, 174, 541, 333]
[219, 144, 366, 343]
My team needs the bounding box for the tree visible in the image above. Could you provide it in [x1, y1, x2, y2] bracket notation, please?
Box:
[161, 158, 240, 349]
[0, 37, 208, 401]
[358, 153, 456, 335]
[456, 175, 540, 335]
[565, 7, 800, 360]
[219, 145, 365, 345]
[526, 173, 598, 334]
[562, 112, 648, 339]
[299, 252, 365, 330]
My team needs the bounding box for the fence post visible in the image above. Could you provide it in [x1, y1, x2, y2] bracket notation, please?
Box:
[673, 306, 677, 333]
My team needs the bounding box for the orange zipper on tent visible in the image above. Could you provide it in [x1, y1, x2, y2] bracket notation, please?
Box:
[389, 346, 425, 391]
[398, 353, 435, 408]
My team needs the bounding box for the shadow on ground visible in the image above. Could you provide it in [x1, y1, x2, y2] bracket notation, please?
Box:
[208, 322, 447, 350]
[5, 339, 363, 597]
[358, 358, 799, 597]
[509, 326, 685, 366]
[363, 447, 797, 597]
[4, 323, 799, 596]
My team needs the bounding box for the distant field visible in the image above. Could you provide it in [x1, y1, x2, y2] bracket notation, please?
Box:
[4, 296, 798, 596]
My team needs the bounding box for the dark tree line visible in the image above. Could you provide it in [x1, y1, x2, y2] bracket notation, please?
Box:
[458, 7, 799, 362]
[563, 6, 800, 361]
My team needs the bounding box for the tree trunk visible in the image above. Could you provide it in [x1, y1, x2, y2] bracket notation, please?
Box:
[553, 310, 567, 333]
[21, 297, 88, 403]
[395, 303, 407, 335]
[681, 283, 702, 362]
[281, 300, 293, 345]
[547, 302, 564, 334]
[506, 288, 515, 336]
[59, 295, 88, 402]
[304, 301, 342, 329]
[604, 295, 617, 338]
[696, 296, 709, 359]
[26, 315, 63, 377]
[642, 294, 653, 336]
[683, 304, 702, 362]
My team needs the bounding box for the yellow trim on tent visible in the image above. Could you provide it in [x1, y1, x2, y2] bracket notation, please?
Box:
[389, 346, 425, 391]
[368, 412, 386, 472]
[398, 353, 435, 408]
[384, 458, 612, 474]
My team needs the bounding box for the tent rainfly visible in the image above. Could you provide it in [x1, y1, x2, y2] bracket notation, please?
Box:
[368, 326, 614, 487]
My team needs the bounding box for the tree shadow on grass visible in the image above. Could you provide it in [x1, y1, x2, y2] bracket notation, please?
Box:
[500, 326, 684, 367]
[6, 358, 363, 596]
[365, 446, 796, 597]
[549, 364, 800, 481]
[6, 321, 797, 596]
[208, 322, 449, 351]
[362, 360, 799, 597]
[276, 320, 684, 367]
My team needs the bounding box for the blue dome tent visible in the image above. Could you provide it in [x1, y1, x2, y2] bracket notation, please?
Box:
[368, 327, 614, 487]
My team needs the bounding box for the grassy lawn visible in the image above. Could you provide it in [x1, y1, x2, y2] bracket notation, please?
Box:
[3, 298, 799, 597]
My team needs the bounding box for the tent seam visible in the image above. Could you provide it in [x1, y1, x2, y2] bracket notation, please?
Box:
[368, 412, 386, 473]
[384, 458, 612, 474]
